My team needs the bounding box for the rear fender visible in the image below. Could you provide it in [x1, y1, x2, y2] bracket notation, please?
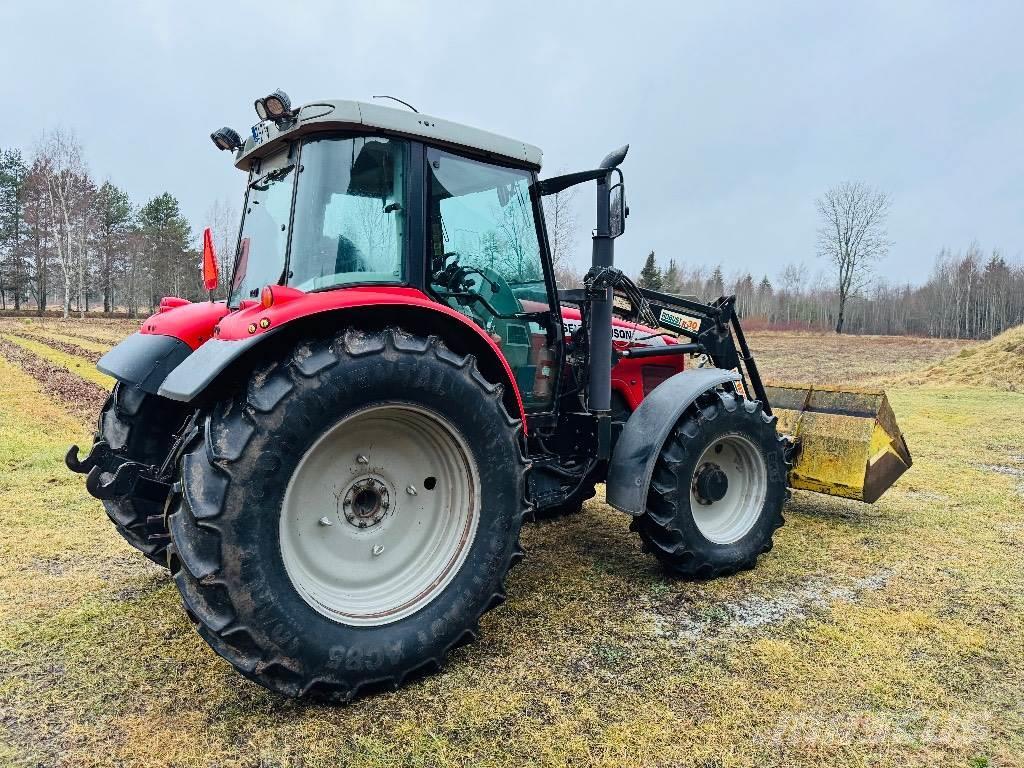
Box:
[97, 300, 229, 394]
[156, 287, 527, 424]
[140, 299, 230, 349]
[606, 368, 741, 516]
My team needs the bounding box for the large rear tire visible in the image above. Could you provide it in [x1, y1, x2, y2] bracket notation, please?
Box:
[631, 388, 787, 579]
[167, 328, 528, 701]
[99, 383, 186, 566]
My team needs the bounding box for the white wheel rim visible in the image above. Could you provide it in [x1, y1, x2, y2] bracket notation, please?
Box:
[689, 433, 767, 544]
[279, 403, 479, 626]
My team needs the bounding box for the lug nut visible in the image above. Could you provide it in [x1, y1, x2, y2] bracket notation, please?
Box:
[318, 516, 333, 527]
[372, 544, 384, 557]
[356, 454, 368, 465]
[406, 485, 417, 496]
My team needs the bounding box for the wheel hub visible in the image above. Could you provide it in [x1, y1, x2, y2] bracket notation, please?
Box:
[342, 477, 390, 528]
[688, 433, 768, 544]
[693, 464, 729, 504]
[279, 403, 480, 627]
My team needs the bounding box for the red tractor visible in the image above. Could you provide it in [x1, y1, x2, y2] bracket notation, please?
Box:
[67, 92, 910, 701]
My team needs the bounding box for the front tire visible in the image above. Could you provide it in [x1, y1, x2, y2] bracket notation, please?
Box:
[167, 328, 528, 701]
[631, 388, 787, 579]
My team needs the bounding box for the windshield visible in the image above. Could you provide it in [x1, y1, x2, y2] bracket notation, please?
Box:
[229, 146, 295, 306]
[288, 136, 407, 291]
[228, 136, 407, 306]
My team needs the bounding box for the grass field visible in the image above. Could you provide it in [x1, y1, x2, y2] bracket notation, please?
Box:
[0, 316, 1020, 768]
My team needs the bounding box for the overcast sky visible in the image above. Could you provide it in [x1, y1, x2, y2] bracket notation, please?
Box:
[2, 1, 1021, 285]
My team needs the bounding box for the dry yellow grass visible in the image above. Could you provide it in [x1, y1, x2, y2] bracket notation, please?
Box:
[0, 332, 115, 390]
[902, 324, 1024, 391]
[0, 321, 1021, 767]
[746, 329, 975, 386]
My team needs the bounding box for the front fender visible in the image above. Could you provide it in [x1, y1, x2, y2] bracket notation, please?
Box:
[605, 368, 741, 516]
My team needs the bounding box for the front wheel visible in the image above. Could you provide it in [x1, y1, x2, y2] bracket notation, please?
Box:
[631, 388, 788, 579]
[167, 328, 528, 701]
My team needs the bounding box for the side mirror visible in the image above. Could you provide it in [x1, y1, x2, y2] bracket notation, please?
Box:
[608, 182, 626, 238]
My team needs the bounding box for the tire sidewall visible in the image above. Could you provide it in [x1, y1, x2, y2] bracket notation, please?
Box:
[668, 400, 786, 567]
[209, 343, 523, 682]
[100, 383, 184, 564]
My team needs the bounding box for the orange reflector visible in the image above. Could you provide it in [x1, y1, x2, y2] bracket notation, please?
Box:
[202, 227, 219, 292]
[261, 285, 274, 309]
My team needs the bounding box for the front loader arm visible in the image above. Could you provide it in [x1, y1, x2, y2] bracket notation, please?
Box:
[623, 286, 912, 503]
[625, 287, 771, 412]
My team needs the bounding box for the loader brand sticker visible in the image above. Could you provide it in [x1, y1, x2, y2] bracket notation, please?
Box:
[561, 317, 668, 346]
[251, 122, 271, 146]
[658, 309, 702, 334]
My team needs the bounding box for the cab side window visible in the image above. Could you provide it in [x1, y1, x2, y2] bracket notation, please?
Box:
[426, 148, 559, 410]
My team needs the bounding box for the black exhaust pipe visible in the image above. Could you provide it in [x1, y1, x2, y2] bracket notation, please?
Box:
[586, 145, 629, 416]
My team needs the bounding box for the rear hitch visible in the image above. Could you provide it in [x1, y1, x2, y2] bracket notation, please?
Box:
[65, 440, 114, 475]
[85, 461, 171, 503]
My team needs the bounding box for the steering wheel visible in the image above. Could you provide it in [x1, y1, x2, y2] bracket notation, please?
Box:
[431, 252, 520, 317]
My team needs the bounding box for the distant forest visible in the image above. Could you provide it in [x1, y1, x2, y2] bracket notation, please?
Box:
[629, 246, 1024, 340]
[0, 133, 235, 318]
[2, 134, 1019, 339]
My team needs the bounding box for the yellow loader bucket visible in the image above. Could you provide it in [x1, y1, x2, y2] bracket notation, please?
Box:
[765, 384, 912, 503]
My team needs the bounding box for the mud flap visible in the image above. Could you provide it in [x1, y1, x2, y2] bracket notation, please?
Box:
[607, 367, 742, 516]
[96, 332, 193, 394]
[765, 384, 912, 503]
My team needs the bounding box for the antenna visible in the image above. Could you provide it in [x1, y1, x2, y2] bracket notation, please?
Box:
[372, 95, 420, 113]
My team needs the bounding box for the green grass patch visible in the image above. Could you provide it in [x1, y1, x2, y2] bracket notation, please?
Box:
[1, 333, 114, 390]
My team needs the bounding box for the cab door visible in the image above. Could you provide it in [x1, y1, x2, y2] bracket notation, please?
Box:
[425, 147, 563, 412]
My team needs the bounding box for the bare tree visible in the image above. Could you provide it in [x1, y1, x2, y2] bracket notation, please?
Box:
[778, 262, 807, 324]
[816, 181, 891, 333]
[543, 186, 579, 286]
[35, 129, 94, 318]
[493, 190, 540, 283]
[204, 198, 238, 297]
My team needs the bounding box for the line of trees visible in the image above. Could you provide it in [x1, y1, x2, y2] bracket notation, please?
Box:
[3, 139, 1018, 342]
[0, 130, 232, 317]
[635, 246, 1024, 340]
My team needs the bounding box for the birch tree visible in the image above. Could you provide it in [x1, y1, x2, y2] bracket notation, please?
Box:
[35, 129, 93, 318]
[204, 198, 239, 299]
[543, 186, 579, 287]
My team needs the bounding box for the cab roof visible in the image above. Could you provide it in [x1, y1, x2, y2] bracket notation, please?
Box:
[235, 99, 543, 171]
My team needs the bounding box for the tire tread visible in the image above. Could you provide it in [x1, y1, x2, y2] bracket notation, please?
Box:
[168, 327, 528, 701]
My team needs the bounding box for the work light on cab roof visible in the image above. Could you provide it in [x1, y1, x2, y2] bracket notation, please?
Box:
[210, 126, 242, 152]
[255, 88, 295, 124]
[67, 91, 913, 704]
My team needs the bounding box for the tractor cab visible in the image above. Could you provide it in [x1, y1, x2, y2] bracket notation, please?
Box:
[221, 101, 562, 411]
